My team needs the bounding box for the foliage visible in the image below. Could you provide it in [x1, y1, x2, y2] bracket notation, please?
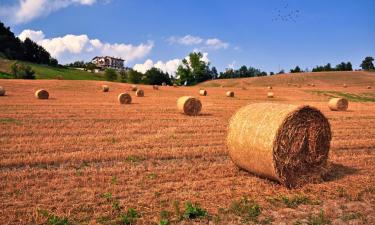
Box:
[0, 22, 58, 65]
[290, 66, 303, 73]
[306, 210, 331, 225]
[312, 62, 352, 72]
[176, 52, 215, 85]
[105, 68, 117, 81]
[38, 209, 69, 225]
[229, 197, 262, 222]
[143, 67, 172, 85]
[119, 208, 139, 225]
[183, 202, 208, 219]
[10, 62, 35, 79]
[219, 65, 266, 79]
[360, 56, 375, 71]
[126, 69, 143, 84]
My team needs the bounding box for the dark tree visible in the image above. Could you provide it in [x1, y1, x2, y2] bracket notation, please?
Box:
[360, 56, 375, 71]
[104, 68, 117, 81]
[290, 66, 302, 73]
[144, 67, 172, 85]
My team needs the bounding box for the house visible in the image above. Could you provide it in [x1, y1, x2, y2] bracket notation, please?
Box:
[91, 56, 125, 70]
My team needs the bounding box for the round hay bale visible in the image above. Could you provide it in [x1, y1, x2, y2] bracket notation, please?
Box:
[173, 83, 178, 88]
[226, 91, 234, 97]
[343, 84, 347, 88]
[199, 89, 207, 96]
[311, 84, 316, 87]
[227, 103, 331, 188]
[153, 85, 159, 90]
[118, 93, 132, 104]
[328, 98, 348, 111]
[267, 92, 274, 98]
[131, 85, 138, 91]
[102, 85, 109, 92]
[136, 89, 144, 97]
[268, 86, 273, 90]
[367, 86, 371, 89]
[162, 82, 167, 86]
[0, 86, 5, 96]
[177, 96, 202, 116]
[35, 89, 49, 99]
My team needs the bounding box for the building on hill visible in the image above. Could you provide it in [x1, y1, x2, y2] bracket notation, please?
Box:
[91, 56, 124, 70]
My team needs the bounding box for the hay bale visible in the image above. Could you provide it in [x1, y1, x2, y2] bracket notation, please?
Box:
[367, 86, 372, 89]
[267, 92, 274, 98]
[199, 89, 207, 96]
[311, 84, 316, 87]
[173, 84, 178, 88]
[118, 93, 132, 104]
[268, 86, 273, 90]
[328, 98, 348, 111]
[102, 85, 109, 92]
[136, 89, 144, 97]
[177, 96, 202, 116]
[35, 89, 49, 99]
[153, 85, 159, 90]
[226, 91, 234, 97]
[131, 85, 138, 91]
[0, 86, 5, 96]
[343, 84, 347, 88]
[162, 82, 167, 86]
[227, 103, 331, 188]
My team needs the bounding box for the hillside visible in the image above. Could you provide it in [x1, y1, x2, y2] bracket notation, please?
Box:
[0, 58, 105, 80]
[200, 71, 375, 88]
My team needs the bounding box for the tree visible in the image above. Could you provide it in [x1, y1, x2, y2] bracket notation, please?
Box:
[277, 69, 285, 74]
[144, 67, 172, 85]
[176, 52, 213, 85]
[270, 72, 275, 75]
[119, 70, 127, 83]
[290, 66, 302, 73]
[211, 67, 218, 79]
[85, 63, 96, 72]
[360, 56, 375, 71]
[126, 69, 143, 84]
[10, 62, 35, 79]
[104, 68, 117, 81]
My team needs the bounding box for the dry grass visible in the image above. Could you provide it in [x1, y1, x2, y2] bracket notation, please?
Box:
[1, 79, 375, 224]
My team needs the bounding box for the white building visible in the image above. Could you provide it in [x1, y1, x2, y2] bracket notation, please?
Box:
[91, 56, 125, 70]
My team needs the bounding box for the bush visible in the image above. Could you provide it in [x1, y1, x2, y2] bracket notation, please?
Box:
[105, 68, 117, 81]
[10, 62, 35, 79]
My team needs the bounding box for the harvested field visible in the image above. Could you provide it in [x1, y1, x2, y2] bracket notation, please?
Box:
[1, 78, 375, 224]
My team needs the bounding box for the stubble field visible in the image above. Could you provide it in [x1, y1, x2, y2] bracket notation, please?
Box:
[1, 75, 375, 224]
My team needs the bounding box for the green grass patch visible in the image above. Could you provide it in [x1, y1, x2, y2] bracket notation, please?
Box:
[183, 202, 208, 220]
[0, 118, 22, 125]
[267, 194, 319, 208]
[228, 197, 262, 223]
[307, 90, 375, 102]
[38, 209, 69, 225]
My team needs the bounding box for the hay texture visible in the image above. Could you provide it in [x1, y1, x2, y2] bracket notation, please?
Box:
[177, 96, 202, 116]
[173, 84, 178, 88]
[118, 93, 132, 104]
[35, 89, 49, 99]
[267, 92, 274, 98]
[0, 86, 5, 96]
[199, 89, 207, 96]
[153, 85, 159, 90]
[131, 85, 138, 91]
[343, 84, 347, 88]
[227, 103, 331, 188]
[268, 86, 273, 90]
[328, 98, 348, 111]
[226, 91, 234, 97]
[367, 86, 372, 89]
[162, 82, 167, 86]
[102, 85, 109, 92]
[136, 89, 144, 97]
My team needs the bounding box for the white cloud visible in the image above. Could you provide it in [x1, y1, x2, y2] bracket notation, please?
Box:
[0, 0, 99, 25]
[227, 60, 236, 69]
[206, 38, 229, 50]
[133, 52, 210, 75]
[18, 29, 153, 63]
[168, 35, 229, 50]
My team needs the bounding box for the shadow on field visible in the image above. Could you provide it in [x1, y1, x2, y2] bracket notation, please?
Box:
[322, 162, 358, 182]
[198, 113, 213, 117]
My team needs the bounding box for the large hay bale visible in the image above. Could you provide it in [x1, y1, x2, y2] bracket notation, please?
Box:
[35, 89, 49, 99]
[131, 85, 138, 91]
[267, 92, 274, 98]
[177, 96, 202, 116]
[227, 103, 331, 188]
[328, 98, 348, 111]
[102, 85, 109, 92]
[136, 89, 144, 97]
[199, 89, 207, 96]
[153, 85, 159, 90]
[118, 93, 132, 104]
[226, 91, 234, 97]
[0, 86, 5, 96]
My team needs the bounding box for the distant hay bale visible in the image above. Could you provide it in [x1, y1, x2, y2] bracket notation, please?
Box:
[311, 83, 316, 87]
[177, 96, 202, 116]
[328, 98, 348, 111]
[173, 83, 178, 88]
[131, 85, 138, 91]
[227, 103, 331, 188]
[367, 86, 372, 89]
[343, 84, 347, 88]
[241, 86, 247, 90]
[0, 86, 5, 96]
[118, 93, 132, 104]
[136, 89, 144, 97]
[199, 89, 207, 96]
[268, 86, 273, 90]
[102, 85, 109, 92]
[153, 85, 159, 90]
[267, 92, 274, 98]
[226, 91, 234, 97]
[35, 89, 49, 99]
[162, 82, 167, 86]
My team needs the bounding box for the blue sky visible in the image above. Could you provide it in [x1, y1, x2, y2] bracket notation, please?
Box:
[1, 0, 374, 74]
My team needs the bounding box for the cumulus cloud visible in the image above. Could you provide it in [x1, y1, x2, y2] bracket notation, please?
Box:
[133, 52, 210, 76]
[18, 29, 153, 63]
[168, 35, 229, 50]
[0, 0, 99, 24]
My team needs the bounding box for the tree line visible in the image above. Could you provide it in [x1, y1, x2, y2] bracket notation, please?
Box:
[0, 21, 58, 66]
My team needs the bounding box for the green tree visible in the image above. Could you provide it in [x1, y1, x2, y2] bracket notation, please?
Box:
[119, 69, 127, 83]
[176, 52, 212, 85]
[10, 62, 35, 79]
[85, 62, 96, 72]
[105, 68, 117, 81]
[126, 69, 143, 84]
[144, 67, 171, 85]
[290, 66, 302, 73]
[360, 56, 375, 71]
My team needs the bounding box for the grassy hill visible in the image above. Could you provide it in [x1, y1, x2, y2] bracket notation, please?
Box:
[199, 71, 375, 88]
[0, 58, 105, 80]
